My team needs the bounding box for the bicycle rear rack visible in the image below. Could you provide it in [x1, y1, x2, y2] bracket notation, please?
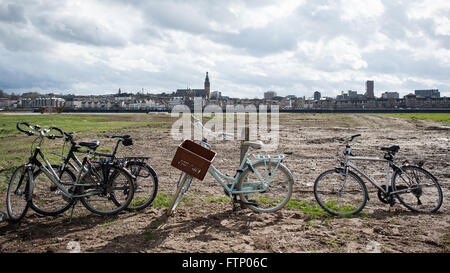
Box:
[251, 154, 285, 161]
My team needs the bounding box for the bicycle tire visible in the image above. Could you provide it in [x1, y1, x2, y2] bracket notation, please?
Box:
[124, 161, 158, 211]
[392, 165, 443, 213]
[237, 161, 294, 213]
[314, 168, 368, 216]
[29, 165, 75, 216]
[80, 165, 135, 215]
[6, 165, 31, 222]
[167, 172, 192, 216]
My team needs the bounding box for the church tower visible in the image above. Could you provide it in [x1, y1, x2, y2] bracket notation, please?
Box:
[204, 72, 210, 99]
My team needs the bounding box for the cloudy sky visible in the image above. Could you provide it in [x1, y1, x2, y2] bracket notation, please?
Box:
[0, 0, 449, 98]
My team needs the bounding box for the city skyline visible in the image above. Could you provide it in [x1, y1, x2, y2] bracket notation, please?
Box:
[1, 1, 450, 98]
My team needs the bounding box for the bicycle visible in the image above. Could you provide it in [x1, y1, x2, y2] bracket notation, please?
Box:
[30, 130, 157, 214]
[6, 122, 135, 222]
[313, 134, 443, 216]
[96, 134, 158, 211]
[167, 116, 295, 216]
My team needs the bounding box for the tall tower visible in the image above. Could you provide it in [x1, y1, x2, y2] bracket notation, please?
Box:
[365, 80, 374, 99]
[204, 72, 210, 99]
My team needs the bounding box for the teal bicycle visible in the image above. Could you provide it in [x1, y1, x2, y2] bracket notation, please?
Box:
[167, 116, 294, 216]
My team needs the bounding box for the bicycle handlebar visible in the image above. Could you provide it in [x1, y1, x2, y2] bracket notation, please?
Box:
[348, 134, 361, 142]
[16, 122, 35, 136]
[17, 122, 65, 139]
[111, 135, 131, 139]
[48, 127, 64, 139]
[192, 115, 233, 140]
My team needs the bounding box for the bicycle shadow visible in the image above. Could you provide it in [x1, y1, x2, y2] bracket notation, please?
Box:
[365, 207, 443, 220]
[89, 208, 284, 253]
[0, 211, 134, 242]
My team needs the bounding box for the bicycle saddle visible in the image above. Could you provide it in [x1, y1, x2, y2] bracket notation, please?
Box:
[380, 145, 400, 153]
[243, 141, 264, 149]
[79, 140, 100, 149]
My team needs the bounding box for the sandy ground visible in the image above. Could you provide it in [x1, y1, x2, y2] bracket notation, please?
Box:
[0, 113, 449, 253]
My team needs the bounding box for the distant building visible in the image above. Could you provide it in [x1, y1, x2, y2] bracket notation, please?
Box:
[176, 72, 211, 99]
[365, 80, 375, 99]
[20, 97, 65, 108]
[313, 91, 321, 101]
[264, 91, 277, 100]
[415, 89, 440, 98]
[381, 92, 399, 99]
[210, 91, 221, 100]
[337, 90, 362, 100]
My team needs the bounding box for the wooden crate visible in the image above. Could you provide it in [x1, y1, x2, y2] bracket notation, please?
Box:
[171, 139, 216, 181]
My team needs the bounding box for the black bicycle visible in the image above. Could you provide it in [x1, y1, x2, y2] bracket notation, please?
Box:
[35, 132, 158, 213]
[95, 134, 158, 211]
[7, 122, 135, 222]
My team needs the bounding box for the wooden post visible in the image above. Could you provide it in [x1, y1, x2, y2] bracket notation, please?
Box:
[240, 127, 250, 164]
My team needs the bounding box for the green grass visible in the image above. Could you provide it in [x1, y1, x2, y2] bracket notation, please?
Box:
[382, 113, 450, 124]
[152, 193, 173, 208]
[286, 200, 328, 218]
[0, 113, 169, 193]
[143, 232, 159, 240]
[98, 220, 117, 227]
[205, 196, 231, 203]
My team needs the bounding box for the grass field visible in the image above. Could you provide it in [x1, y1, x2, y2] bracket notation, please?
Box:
[0, 113, 172, 192]
[382, 113, 450, 124]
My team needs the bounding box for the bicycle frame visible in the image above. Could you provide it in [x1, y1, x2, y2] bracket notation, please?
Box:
[199, 141, 282, 195]
[344, 155, 410, 196]
[30, 143, 104, 199]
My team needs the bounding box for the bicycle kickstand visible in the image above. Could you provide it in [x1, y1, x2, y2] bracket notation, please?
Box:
[68, 200, 79, 223]
[231, 195, 240, 212]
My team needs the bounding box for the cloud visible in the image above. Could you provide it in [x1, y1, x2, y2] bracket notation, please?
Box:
[0, 2, 26, 24]
[0, 0, 449, 98]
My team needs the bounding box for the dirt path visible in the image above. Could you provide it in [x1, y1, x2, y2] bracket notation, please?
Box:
[0, 113, 449, 253]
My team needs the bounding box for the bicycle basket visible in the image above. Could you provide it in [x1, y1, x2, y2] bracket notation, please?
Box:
[171, 139, 217, 181]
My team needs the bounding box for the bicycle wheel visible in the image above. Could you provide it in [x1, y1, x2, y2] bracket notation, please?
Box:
[392, 165, 443, 213]
[237, 161, 294, 213]
[29, 165, 75, 216]
[167, 172, 192, 216]
[6, 165, 31, 222]
[80, 165, 135, 215]
[314, 168, 368, 216]
[125, 161, 158, 211]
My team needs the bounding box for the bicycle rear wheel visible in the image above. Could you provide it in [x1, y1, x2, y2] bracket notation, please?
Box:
[314, 168, 368, 216]
[80, 165, 135, 215]
[392, 165, 443, 213]
[6, 165, 31, 222]
[125, 161, 158, 211]
[237, 161, 294, 213]
[167, 172, 192, 216]
[29, 165, 75, 216]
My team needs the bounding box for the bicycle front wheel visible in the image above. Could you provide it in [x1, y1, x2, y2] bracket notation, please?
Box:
[314, 168, 368, 216]
[125, 161, 158, 211]
[392, 165, 443, 213]
[29, 165, 75, 216]
[237, 161, 294, 213]
[80, 165, 135, 215]
[6, 165, 31, 222]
